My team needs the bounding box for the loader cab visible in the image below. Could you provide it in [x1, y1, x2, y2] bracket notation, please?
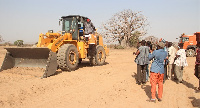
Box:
[61, 15, 89, 40]
[62, 16, 78, 40]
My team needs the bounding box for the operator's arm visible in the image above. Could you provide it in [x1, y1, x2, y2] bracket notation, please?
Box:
[90, 22, 95, 31]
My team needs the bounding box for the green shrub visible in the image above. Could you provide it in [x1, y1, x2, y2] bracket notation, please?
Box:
[14, 40, 24, 46]
[114, 45, 124, 49]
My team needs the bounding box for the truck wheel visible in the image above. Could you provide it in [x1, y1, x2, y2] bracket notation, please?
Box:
[57, 44, 79, 71]
[95, 45, 106, 65]
[186, 49, 195, 57]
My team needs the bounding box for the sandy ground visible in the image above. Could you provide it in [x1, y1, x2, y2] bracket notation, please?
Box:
[0, 46, 200, 108]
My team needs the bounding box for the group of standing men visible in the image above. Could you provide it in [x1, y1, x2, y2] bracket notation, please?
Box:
[133, 39, 197, 102]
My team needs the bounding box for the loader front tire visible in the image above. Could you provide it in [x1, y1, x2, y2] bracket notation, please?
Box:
[57, 44, 79, 71]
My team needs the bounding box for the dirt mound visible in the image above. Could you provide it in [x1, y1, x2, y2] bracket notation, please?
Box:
[1, 67, 44, 76]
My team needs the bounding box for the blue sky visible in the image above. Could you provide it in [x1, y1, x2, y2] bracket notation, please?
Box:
[0, 0, 199, 44]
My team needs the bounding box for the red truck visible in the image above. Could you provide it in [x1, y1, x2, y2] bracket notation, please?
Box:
[179, 32, 200, 57]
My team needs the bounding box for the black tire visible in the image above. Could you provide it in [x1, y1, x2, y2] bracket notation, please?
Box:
[79, 58, 82, 64]
[89, 58, 96, 66]
[57, 44, 79, 71]
[88, 44, 97, 66]
[186, 49, 195, 57]
[95, 45, 106, 65]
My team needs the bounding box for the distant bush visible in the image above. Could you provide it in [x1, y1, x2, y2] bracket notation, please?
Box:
[2, 42, 12, 46]
[14, 40, 23, 46]
[114, 45, 124, 49]
[106, 44, 115, 49]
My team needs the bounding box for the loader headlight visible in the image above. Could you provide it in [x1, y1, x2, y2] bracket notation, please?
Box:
[48, 30, 53, 33]
[69, 29, 75, 34]
[69, 29, 73, 33]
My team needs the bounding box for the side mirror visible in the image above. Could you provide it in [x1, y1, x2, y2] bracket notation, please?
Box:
[59, 19, 62, 26]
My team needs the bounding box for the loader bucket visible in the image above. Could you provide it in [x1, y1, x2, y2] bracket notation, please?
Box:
[0, 47, 58, 78]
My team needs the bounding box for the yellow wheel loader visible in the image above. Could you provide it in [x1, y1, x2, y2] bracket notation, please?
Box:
[0, 15, 109, 78]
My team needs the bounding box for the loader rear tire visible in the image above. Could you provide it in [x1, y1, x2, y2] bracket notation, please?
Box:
[95, 45, 106, 65]
[57, 44, 79, 71]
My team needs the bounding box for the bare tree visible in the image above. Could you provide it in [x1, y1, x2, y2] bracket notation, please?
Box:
[144, 36, 159, 44]
[0, 35, 4, 42]
[100, 9, 149, 47]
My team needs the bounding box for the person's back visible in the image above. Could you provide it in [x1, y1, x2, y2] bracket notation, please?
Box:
[135, 46, 149, 65]
[149, 49, 167, 74]
[167, 43, 177, 79]
[174, 44, 188, 84]
[168, 45, 176, 64]
[196, 47, 200, 65]
[148, 42, 167, 102]
[195, 44, 200, 92]
[174, 49, 188, 67]
[134, 40, 149, 85]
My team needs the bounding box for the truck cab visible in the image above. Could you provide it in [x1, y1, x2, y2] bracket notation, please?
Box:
[179, 33, 197, 57]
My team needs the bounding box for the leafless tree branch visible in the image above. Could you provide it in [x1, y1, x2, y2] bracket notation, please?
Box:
[100, 9, 149, 46]
[0, 35, 4, 42]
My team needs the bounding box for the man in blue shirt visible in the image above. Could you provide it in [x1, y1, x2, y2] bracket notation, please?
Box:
[149, 42, 167, 102]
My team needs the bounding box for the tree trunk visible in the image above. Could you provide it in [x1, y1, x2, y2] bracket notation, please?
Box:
[121, 39, 126, 47]
[126, 24, 131, 47]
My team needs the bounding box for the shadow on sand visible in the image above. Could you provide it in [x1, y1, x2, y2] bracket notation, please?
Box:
[132, 72, 152, 99]
[141, 85, 151, 99]
[171, 79, 198, 91]
[131, 72, 137, 81]
[78, 61, 109, 69]
[181, 80, 198, 90]
[50, 61, 109, 77]
[188, 97, 200, 107]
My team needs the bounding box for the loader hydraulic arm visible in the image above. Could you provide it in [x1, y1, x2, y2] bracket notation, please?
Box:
[37, 32, 61, 47]
[50, 33, 72, 52]
[37, 32, 73, 52]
